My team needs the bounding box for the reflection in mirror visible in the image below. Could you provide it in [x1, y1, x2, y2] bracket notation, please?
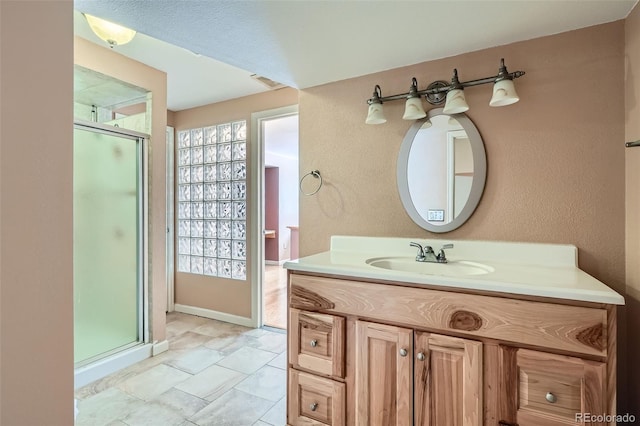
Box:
[398, 108, 486, 233]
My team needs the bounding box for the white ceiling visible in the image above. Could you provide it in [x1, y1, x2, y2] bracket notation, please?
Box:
[73, 0, 637, 112]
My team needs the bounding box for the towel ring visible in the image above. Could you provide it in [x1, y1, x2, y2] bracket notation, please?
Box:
[300, 170, 323, 196]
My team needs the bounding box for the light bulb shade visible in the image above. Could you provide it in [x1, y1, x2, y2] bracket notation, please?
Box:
[490, 79, 519, 107]
[442, 89, 469, 114]
[365, 102, 386, 124]
[402, 97, 427, 120]
[85, 14, 137, 47]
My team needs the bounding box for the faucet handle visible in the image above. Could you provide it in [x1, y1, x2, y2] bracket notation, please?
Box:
[410, 242, 425, 261]
[437, 243, 454, 263]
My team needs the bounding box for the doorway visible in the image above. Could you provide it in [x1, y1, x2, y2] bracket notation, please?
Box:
[250, 106, 299, 329]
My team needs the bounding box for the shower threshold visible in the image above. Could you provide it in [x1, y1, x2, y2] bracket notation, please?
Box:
[74, 342, 152, 389]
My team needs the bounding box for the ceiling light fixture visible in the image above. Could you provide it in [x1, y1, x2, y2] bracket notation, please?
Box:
[84, 13, 137, 48]
[365, 58, 525, 124]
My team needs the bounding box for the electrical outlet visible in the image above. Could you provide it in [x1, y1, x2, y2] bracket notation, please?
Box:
[427, 209, 445, 222]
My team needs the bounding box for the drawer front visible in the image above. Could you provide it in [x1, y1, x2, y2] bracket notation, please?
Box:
[290, 273, 608, 357]
[289, 308, 345, 378]
[288, 369, 346, 426]
[516, 349, 606, 425]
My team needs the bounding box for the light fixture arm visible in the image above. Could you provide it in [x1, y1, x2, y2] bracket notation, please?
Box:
[368, 85, 383, 104]
[366, 58, 525, 106]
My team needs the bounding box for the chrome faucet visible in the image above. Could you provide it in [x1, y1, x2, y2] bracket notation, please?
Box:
[410, 242, 454, 263]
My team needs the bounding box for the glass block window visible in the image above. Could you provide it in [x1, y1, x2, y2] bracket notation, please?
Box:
[177, 120, 247, 280]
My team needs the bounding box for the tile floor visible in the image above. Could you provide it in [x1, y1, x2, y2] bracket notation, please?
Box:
[75, 312, 288, 426]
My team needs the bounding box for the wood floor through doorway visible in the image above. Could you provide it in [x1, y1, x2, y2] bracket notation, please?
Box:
[263, 264, 287, 329]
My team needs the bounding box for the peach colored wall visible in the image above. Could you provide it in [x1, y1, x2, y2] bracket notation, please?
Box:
[300, 22, 628, 406]
[0, 1, 74, 424]
[173, 88, 298, 317]
[74, 37, 168, 341]
[167, 110, 176, 128]
[625, 2, 640, 415]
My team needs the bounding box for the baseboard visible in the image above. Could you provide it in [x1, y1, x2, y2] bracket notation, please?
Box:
[174, 303, 255, 327]
[265, 259, 289, 266]
[153, 339, 169, 356]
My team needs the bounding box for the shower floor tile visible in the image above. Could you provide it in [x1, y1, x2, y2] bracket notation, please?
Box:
[75, 312, 287, 426]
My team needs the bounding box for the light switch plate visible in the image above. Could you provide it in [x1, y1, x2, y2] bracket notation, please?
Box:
[428, 209, 445, 222]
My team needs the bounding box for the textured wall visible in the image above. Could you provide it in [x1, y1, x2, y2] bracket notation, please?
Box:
[173, 88, 298, 317]
[299, 21, 628, 406]
[300, 22, 625, 291]
[1, 1, 74, 424]
[625, 2, 640, 414]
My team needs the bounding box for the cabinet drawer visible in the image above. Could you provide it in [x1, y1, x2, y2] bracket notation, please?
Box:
[516, 349, 605, 425]
[288, 369, 345, 426]
[289, 308, 345, 378]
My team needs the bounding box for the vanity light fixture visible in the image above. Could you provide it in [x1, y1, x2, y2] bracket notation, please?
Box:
[489, 59, 520, 106]
[442, 69, 469, 114]
[365, 58, 525, 124]
[84, 13, 137, 48]
[402, 78, 427, 120]
[365, 85, 387, 124]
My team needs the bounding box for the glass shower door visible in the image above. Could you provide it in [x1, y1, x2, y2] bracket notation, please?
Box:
[73, 124, 144, 365]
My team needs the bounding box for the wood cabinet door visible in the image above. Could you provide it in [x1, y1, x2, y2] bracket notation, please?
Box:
[414, 332, 483, 426]
[354, 321, 413, 426]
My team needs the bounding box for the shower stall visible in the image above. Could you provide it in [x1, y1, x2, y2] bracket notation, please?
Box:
[73, 121, 150, 387]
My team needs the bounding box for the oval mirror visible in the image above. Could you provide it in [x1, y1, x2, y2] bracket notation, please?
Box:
[397, 108, 486, 233]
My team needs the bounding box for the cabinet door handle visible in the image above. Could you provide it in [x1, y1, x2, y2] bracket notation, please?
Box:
[310, 340, 318, 347]
[545, 392, 557, 403]
[399, 348, 408, 357]
[417, 352, 425, 361]
[310, 402, 318, 411]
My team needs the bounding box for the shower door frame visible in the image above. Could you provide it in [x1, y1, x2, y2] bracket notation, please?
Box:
[73, 120, 150, 362]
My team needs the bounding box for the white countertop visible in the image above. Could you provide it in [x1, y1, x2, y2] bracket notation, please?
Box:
[283, 236, 625, 305]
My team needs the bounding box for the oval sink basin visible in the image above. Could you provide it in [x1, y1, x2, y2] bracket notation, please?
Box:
[366, 257, 494, 276]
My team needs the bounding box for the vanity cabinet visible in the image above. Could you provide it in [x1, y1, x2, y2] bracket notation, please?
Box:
[286, 272, 617, 426]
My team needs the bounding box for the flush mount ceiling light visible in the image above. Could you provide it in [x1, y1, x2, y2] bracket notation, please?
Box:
[84, 13, 137, 48]
[365, 58, 525, 124]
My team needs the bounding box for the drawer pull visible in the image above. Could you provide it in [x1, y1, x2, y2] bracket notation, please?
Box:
[310, 402, 318, 411]
[399, 348, 408, 357]
[310, 339, 318, 347]
[545, 392, 557, 403]
[417, 352, 426, 361]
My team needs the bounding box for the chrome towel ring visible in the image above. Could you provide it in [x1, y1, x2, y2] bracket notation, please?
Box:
[300, 170, 323, 196]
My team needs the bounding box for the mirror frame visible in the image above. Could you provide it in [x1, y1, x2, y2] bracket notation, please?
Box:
[397, 108, 487, 233]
